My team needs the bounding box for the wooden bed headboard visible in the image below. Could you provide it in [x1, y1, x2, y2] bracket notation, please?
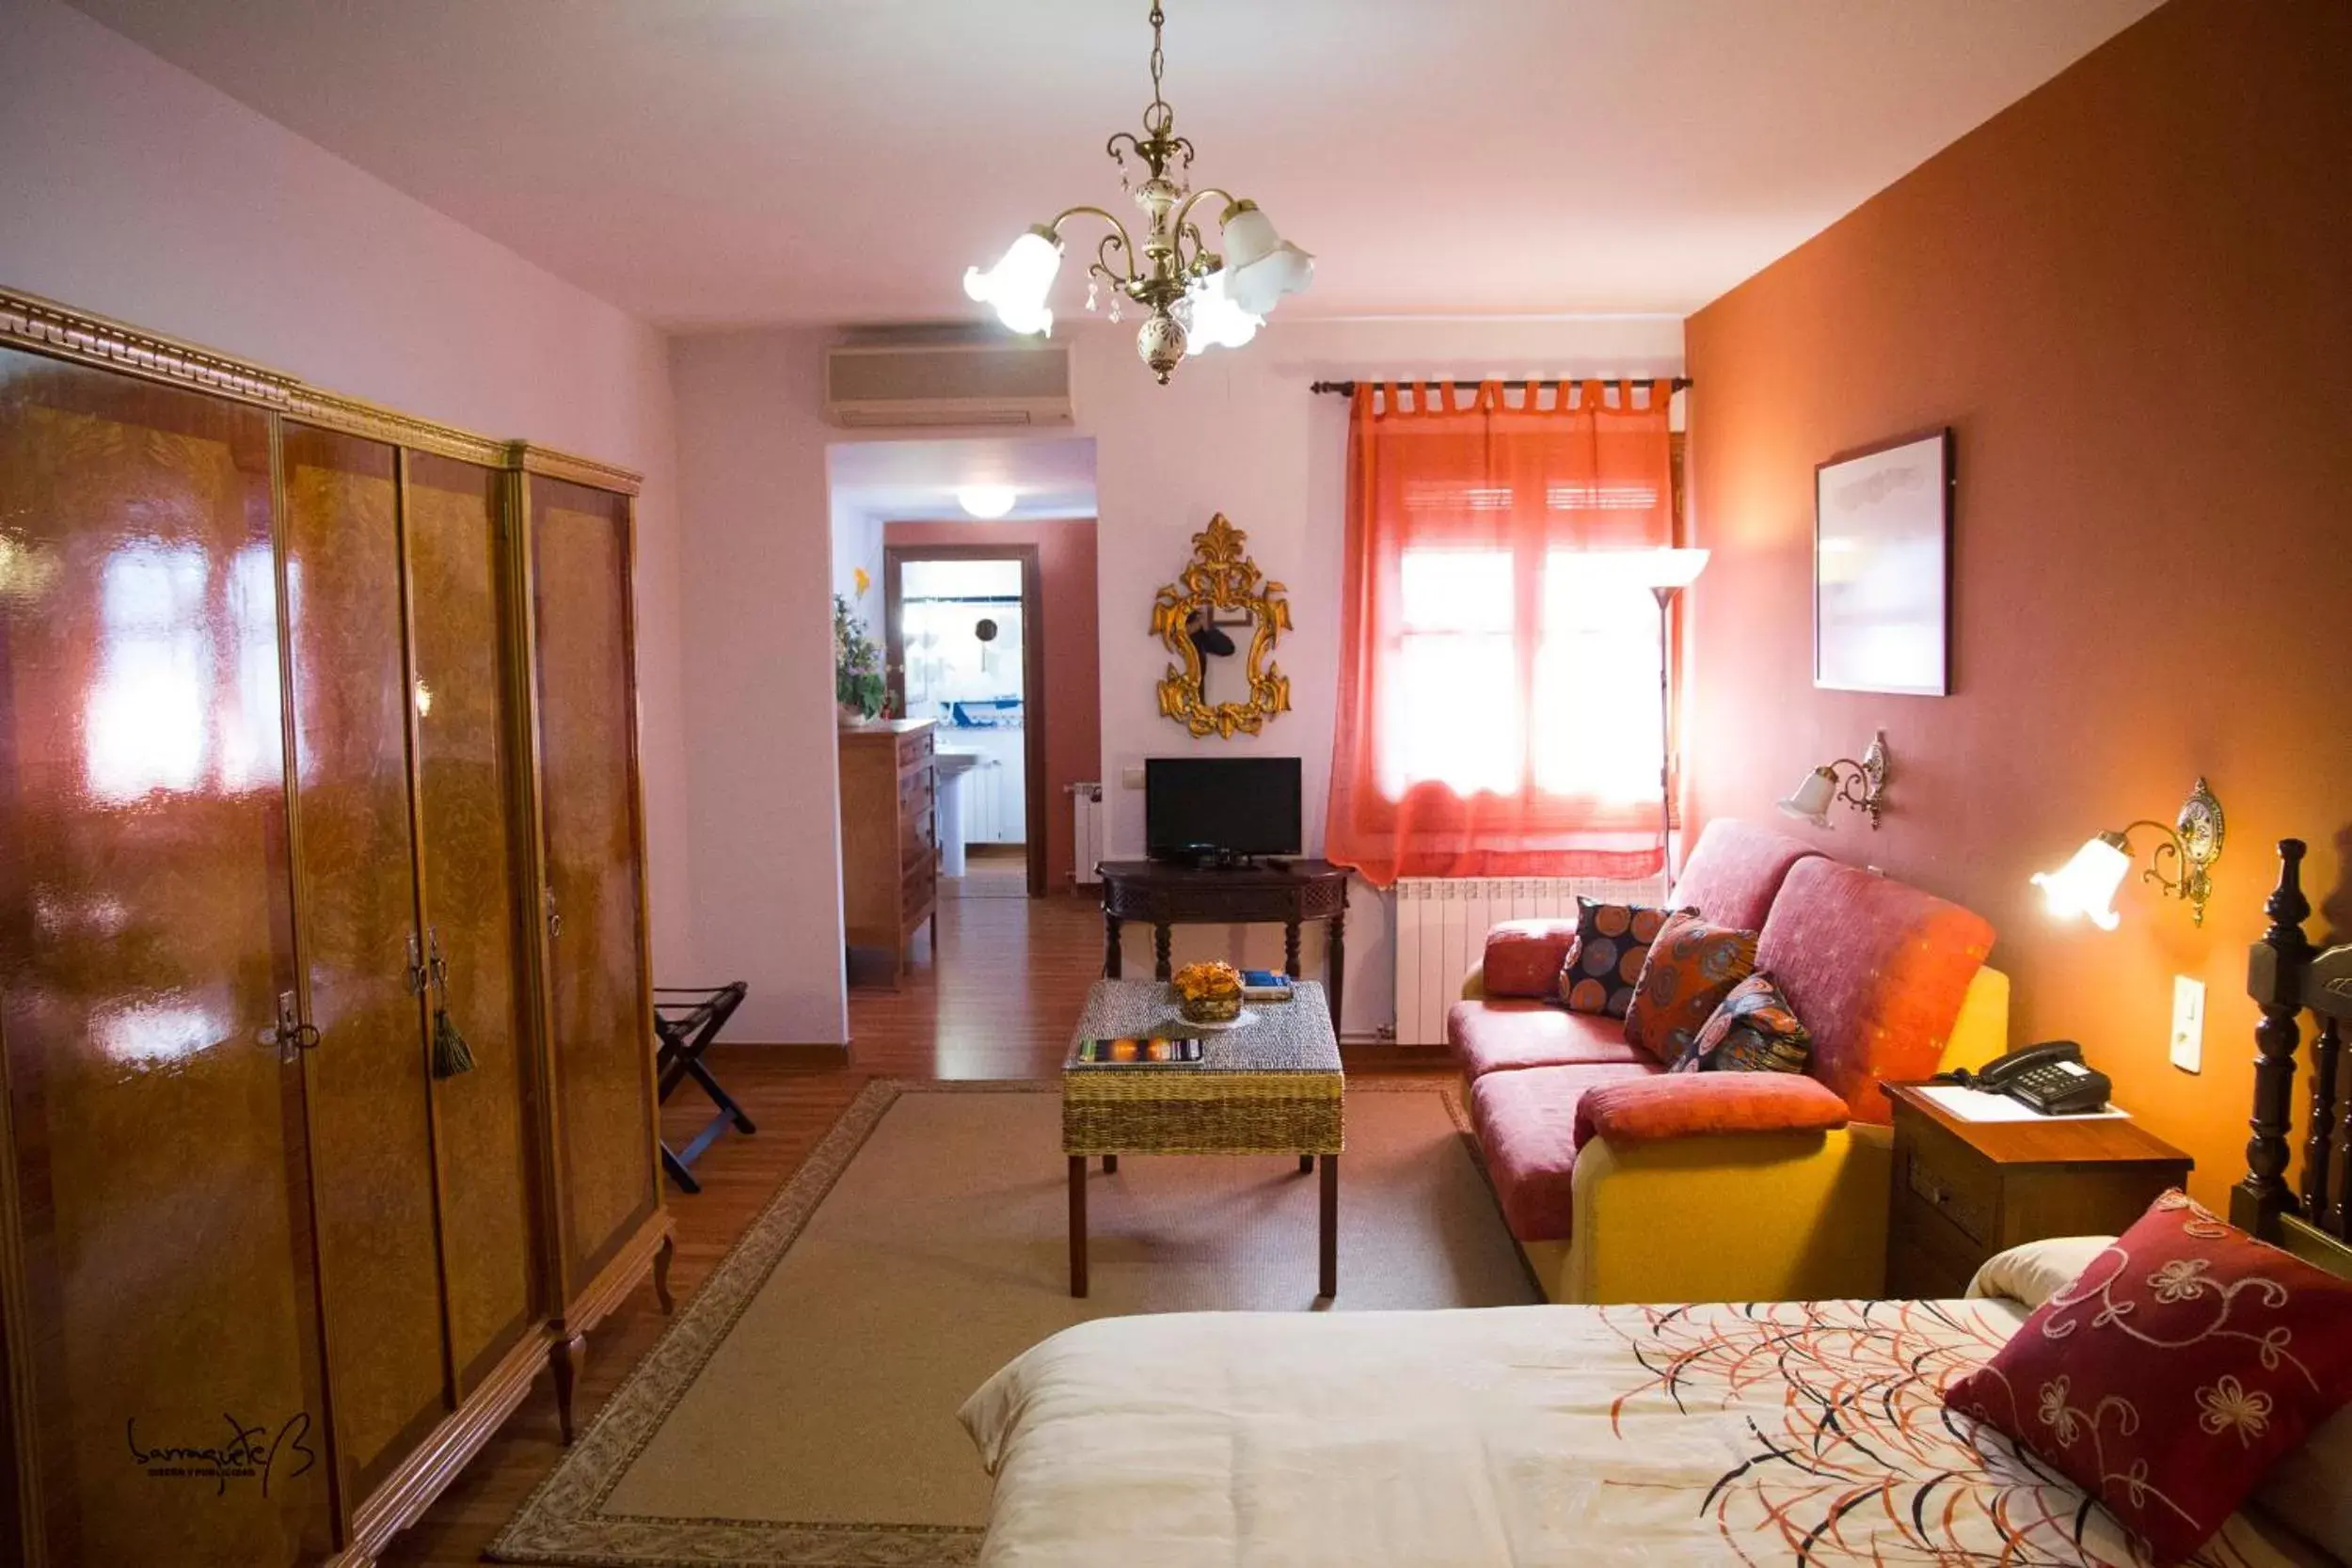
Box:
[2233, 838, 2352, 1282]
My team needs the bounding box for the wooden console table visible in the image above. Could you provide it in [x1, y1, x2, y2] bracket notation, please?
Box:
[1097, 858, 1351, 1029]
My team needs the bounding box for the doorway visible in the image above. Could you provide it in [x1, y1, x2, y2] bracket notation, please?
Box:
[883, 545, 1047, 897]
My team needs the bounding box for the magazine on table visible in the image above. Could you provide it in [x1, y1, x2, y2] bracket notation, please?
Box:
[1073, 1037, 1206, 1067]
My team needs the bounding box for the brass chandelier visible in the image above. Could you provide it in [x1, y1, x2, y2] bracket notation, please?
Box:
[962, 1, 1313, 383]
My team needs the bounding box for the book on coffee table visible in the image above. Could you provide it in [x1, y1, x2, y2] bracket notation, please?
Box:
[1239, 969, 1294, 1002]
[1072, 1037, 1205, 1067]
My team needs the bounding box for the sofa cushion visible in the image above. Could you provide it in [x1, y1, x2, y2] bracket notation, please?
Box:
[1560, 898, 1676, 1018]
[1670, 972, 1813, 1075]
[1469, 1061, 1658, 1243]
[1571, 1072, 1849, 1151]
[1668, 819, 1824, 932]
[1448, 1000, 1646, 1078]
[1624, 911, 1759, 1062]
[1479, 919, 1583, 999]
[1756, 859, 1995, 1122]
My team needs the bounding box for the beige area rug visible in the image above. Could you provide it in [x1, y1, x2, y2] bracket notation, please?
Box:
[490, 1079, 1536, 1566]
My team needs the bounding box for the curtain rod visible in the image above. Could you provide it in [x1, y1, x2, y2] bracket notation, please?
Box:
[1309, 377, 1692, 395]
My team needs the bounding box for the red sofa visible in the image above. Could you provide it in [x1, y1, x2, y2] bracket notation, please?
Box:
[1449, 818, 2009, 1303]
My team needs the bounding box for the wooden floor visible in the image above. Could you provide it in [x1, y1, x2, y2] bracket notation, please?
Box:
[381, 885, 1112, 1564]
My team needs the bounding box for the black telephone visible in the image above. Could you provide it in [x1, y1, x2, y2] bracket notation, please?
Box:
[1953, 1040, 2113, 1116]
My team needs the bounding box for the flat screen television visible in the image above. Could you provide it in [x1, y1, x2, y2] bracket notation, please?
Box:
[1144, 756, 1303, 862]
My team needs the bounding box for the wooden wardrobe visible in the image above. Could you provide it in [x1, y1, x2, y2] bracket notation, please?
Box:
[0, 291, 670, 1568]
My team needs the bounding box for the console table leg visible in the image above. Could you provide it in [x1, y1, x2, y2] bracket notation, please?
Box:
[1068, 1156, 1089, 1298]
[1327, 908, 1347, 1034]
[1153, 923, 1172, 981]
[1283, 920, 1301, 979]
[1319, 1155, 1338, 1299]
[1104, 912, 1122, 977]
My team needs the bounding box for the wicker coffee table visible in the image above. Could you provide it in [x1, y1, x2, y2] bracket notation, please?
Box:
[1062, 977, 1344, 1299]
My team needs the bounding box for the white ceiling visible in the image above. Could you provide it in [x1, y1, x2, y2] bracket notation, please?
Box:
[70, 0, 2158, 329]
[828, 436, 1098, 525]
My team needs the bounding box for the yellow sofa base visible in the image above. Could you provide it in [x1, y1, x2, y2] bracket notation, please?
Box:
[1507, 967, 2011, 1305]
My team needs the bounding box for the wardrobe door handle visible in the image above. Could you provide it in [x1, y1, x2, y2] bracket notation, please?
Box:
[255, 991, 320, 1054]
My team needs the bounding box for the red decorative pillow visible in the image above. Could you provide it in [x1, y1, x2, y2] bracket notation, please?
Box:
[1622, 910, 1758, 1062]
[1945, 1192, 2352, 1561]
[1479, 919, 1581, 999]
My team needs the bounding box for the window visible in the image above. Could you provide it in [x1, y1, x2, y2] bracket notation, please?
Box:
[1327, 380, 1678, 885]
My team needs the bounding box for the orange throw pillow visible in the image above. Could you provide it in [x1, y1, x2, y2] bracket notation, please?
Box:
[1623, 910, 1758, 1062]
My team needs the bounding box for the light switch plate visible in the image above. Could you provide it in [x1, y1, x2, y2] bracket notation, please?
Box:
[2169, 974, 2205, 1074]
[1121, 765, 1146, 790]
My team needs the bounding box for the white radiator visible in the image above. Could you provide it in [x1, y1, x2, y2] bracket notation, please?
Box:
[1391, 874, 1666, 1047]
[1070, 783, 1106, 886]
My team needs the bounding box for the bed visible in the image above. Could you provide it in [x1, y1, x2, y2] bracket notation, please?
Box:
[961, 841, 2352, 1566]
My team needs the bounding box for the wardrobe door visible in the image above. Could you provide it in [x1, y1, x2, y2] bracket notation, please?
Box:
[524, 475, 659, 1291]
[0, 350, 332, 1566]
[279, 425, 448, 1506]
[406, 452, 539, 1390]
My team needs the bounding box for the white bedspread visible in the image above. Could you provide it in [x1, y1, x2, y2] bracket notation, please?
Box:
[961, 1300, 2326, 1567]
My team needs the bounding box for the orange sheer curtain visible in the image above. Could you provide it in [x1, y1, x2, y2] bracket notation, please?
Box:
[1326, 379, 1677, 887]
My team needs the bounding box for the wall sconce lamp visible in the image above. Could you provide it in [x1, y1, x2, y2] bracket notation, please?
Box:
[2030, 776, 2226, 929]
[1776, 730, 1890, 830]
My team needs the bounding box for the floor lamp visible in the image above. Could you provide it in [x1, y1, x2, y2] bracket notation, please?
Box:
[1636, 548, 1710, 882]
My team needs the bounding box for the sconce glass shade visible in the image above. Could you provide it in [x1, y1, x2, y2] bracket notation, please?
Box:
[1634, 547, 1711, 593]
[2031, 832, 2132, 931]
[1219, 201, 1314, 316]
[963, 228, 1063, 337]
[1776, 767, 1837, 827]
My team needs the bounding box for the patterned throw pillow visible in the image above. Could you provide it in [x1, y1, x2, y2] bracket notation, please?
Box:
[1944, 1192, 2352, 1561]
[1559, 900, 1675, 1019]
[1670, 972, 1811, 1074]
[1623, 910, 1759, 1061]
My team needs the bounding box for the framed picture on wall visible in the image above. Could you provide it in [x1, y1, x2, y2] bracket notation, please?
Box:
[1814, 429, 1952, 695]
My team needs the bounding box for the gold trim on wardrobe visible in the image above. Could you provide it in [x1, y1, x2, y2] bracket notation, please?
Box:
[0, 287, 643, 495]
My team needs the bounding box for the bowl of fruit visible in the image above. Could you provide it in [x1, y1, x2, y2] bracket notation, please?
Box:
[1172, 960, 1245, 1025]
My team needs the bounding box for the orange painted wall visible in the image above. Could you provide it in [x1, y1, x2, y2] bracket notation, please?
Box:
[883, 518, 1103, 891]
[1683, 0, 2352, 1207]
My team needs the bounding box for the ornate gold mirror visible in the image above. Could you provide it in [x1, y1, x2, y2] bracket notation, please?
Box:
[1151, 514, 1291, 737]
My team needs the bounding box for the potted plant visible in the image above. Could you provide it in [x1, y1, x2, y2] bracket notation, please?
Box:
[834, 593, 888, 722]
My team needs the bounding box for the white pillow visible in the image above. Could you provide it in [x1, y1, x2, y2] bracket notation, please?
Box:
[1963, 1234, 2352, 1560]
[2260, 1418, 2352, 1564]
[1963, 1234, 2114, 1307]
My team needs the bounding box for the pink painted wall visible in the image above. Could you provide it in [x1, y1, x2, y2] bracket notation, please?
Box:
[0, 0, 693, 973]
[883, 519, 1103, 891]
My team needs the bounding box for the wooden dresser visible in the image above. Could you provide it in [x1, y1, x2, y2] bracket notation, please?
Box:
[840, 719, 938, 985]
[1883, 1082, 2193, 1299]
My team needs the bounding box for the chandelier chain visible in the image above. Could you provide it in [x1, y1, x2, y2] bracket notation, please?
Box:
[1147, 3, 1168, 129]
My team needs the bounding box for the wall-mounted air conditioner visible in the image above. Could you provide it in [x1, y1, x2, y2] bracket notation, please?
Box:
[823, 340, 1074, 428]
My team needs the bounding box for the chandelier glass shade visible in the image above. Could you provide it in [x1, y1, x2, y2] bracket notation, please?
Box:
[961, 2, 1313, 383]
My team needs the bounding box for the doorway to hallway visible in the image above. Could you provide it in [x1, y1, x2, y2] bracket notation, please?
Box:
[884, 545, 1045, 896]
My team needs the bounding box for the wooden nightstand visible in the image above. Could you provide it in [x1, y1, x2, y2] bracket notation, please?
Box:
[1883, 1082, 2193, 1298]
